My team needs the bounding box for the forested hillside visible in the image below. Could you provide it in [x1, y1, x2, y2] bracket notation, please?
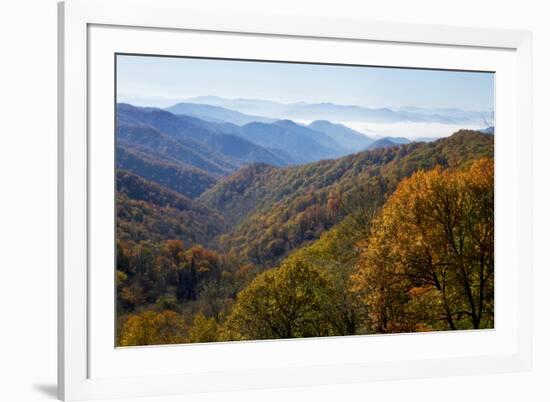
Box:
[117, 146, 218, 198]
[201, 130, 493, 265]
[115, 116, 494, 346]
[116, 170, 228, 247]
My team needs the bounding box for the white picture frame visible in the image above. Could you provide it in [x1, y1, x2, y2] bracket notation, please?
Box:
[58, 0, 533, 400]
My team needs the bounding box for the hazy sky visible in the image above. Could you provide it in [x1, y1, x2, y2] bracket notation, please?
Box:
[117, 54, 494, 111]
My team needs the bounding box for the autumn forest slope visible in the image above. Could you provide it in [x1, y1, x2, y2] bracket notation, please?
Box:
[200, 130, 493, 265]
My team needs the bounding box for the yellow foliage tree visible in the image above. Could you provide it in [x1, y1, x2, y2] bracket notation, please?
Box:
[119, 310, 187, 346]
[223, 258, 339, 340]
[352, 158, 494, 333]
[188, 313, 220, 343]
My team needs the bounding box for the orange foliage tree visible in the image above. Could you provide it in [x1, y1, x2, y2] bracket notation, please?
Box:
[352, 158, 494, 333]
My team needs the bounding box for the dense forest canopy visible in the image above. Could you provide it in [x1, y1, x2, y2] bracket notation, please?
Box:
[115, 104, 494, 346]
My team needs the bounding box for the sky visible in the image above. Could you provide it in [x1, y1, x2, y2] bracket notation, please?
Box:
[116, 54, 494, 112]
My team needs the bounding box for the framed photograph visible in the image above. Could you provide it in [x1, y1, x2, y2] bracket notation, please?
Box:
[58, 0, 533, 400]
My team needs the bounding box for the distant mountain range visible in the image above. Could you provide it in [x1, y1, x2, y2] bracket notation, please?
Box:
[116, 102, 494, 211]
[184, 96, 494, 126]
[117, 103, 289, 171]
[117, 103, 381, 180]
[307, 120, 374, 152]
[238, 119, 346, 163]
[166, 102, 274, 125]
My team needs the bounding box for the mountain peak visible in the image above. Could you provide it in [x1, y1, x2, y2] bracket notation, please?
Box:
[274, 119, 299, 127]
[367, 138, 401, 150]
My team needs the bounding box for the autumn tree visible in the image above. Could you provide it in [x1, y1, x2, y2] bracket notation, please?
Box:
[188, 313, 220, 343]
[352, 158, 494, 333]
[223, 258, 339, 340]
[118, 310, 187, 346]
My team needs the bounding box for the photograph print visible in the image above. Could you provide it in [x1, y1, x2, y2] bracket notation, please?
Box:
[115, 55, 494, 346]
